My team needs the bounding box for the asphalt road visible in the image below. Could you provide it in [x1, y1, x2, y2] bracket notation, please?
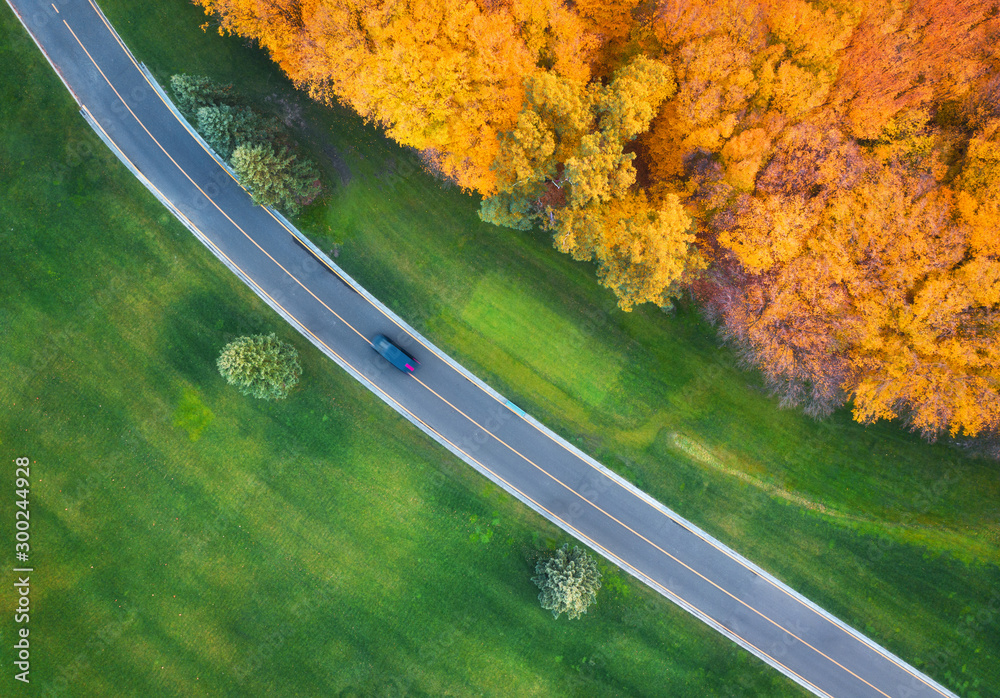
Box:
[6, 1, 958, 696]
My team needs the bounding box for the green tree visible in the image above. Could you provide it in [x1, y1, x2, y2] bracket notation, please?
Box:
[230, 143, 320, 215]
[170, 73, 237, 120]
[478, 190, 537, 230]
[196, 104, 279, 161]
[532, 544, 602, 620]
[217, 333, 302, 400]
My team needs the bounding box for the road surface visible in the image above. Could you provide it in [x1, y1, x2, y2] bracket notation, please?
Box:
[6, 1, 958, 696]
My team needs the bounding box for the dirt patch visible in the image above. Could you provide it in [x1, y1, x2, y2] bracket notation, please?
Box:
[321, 144, 352, 186]
[264, 93, 307, 130]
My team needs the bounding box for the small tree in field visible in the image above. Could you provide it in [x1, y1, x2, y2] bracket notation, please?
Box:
[217, 333, 301, 400]
[231, 142, 321, 215]
[532, 544, 602, 619]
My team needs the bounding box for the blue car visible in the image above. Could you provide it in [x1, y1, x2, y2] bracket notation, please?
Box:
[372, 334, 419, 373]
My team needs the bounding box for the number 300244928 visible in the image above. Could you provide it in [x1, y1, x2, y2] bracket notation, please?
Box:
[15, 457, 30, 558]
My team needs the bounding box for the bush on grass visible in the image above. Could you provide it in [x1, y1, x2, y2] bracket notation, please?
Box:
[532, 544, 602, 620]
[217, 333, 301, 400]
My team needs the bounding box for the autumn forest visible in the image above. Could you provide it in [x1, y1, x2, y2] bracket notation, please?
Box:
[194, 0, 1000, 447]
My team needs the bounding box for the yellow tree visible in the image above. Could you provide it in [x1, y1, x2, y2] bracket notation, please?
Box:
[760, 0, 860, 73]
[599, 56, 676, 141]
[789, 169, 995, 436]
[486, 55, 691, 309]
[719, 120, 782, 191]
[563, 132, 636, 208]
[654, 0, 767, 53]
[490, 109, 557, 190]
[195, 0, 320, 73]
[199, 0, 543, 193]
[668, 34, 757, 151]
[642, 32, 759, 182]
[510, 0, 601, 82]
[488, 70, 598, 195]
[573, 0, 643, 74]
[955, 122, 1000, 257]
[551, 191, 702, 310]
[829, 0, 999, 140]
[716, 193, 819, 273]
[487, 56, 674, 217]
[712, 159, 1000, 434]
[595, 192, 703, 310]
[754, 120, 864, 198]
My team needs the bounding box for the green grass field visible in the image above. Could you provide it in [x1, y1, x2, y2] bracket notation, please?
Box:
[2, 0, 998, 695]
[0, 6, 806, 696]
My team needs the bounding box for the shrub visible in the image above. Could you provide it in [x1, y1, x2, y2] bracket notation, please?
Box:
[217, 333, 301, 400]
[532, 544, 602, 619]
[479, 191, 535, 230]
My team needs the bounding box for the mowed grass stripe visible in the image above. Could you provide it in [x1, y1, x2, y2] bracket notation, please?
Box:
[461, 273, 623, 406]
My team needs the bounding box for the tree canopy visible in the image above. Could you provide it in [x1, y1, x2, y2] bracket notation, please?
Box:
[532, 544, 602, 620]
[196, 0, 1000, 443]
[170, 73, 237, 120]
[196, 104, 279, 160]
[172, 73, 323, 214]
[231, 143, 320, 215]
[217, 333, 302, 400]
